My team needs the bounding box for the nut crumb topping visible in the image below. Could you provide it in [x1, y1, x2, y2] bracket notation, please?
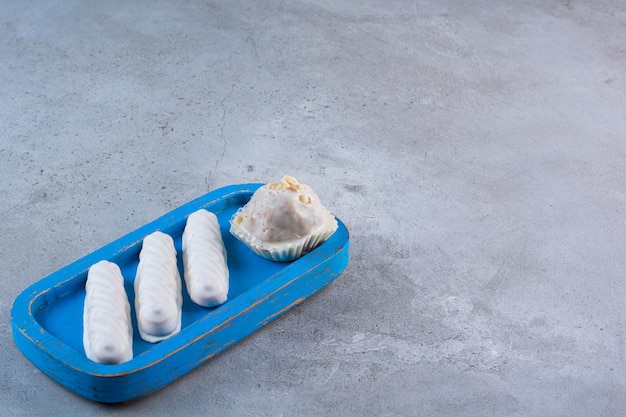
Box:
[282, 175, 298, 186]
[267, 175, 305, 191]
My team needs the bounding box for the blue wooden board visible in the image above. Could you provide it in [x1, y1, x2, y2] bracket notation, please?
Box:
[11, 183, 350, 403]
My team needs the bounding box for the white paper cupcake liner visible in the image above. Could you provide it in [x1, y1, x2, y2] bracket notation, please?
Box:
[230, 216, 338, 262]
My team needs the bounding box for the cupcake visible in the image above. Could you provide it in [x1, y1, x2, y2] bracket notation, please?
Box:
[230, 175, 338, 261]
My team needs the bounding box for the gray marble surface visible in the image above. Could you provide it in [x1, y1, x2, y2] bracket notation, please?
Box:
[2, 1, 626, 416]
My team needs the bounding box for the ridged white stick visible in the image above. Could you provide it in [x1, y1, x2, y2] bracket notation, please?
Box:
[134, 231, 182, 343]
[182, 209, 229, 307]
[83, 260, 133, 364]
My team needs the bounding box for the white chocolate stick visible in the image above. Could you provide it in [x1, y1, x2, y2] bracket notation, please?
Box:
[182, 209, 229, 307]
[83, 260, 133, 364]
[134, 231, 182, 343]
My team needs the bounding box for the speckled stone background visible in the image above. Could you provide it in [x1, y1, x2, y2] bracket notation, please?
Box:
[2, 1, 626, 416]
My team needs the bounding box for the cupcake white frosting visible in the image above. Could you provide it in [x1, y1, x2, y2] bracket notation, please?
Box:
[230, 175, 337, 261]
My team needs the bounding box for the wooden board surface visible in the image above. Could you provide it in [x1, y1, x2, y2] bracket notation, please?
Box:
[11, 183, 350, 403]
